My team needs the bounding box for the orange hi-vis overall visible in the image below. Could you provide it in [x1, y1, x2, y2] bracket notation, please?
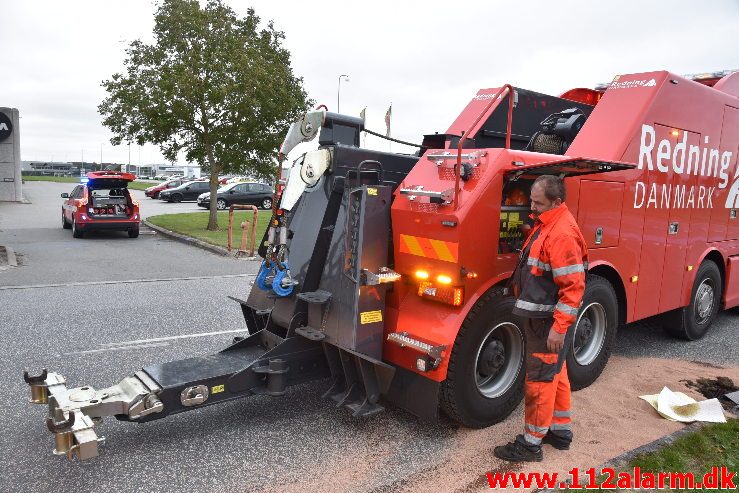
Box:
[511, 203, 588, 446]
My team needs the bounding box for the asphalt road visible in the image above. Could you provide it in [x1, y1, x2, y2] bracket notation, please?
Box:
[1, 181, 737, 493]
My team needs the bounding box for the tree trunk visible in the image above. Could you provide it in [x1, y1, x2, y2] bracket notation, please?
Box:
[206, 162, 221, 231]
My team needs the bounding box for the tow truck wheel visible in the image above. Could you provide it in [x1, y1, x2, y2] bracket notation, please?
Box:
[664, 260, 721, 341]
[566, 274, 618, 390]
[62, 211, 71, 229]
[440, 290, 525, 428]
[72, 217, 83, 238]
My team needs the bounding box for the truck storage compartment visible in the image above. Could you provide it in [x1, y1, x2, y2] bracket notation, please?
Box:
[499, 179, 534, 254]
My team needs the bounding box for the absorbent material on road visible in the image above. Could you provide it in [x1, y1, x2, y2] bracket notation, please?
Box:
[639, 387, 727, 423]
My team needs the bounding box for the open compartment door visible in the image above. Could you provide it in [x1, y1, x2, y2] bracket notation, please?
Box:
[86, 171, 137, 189]
[505, 157, 634, 181]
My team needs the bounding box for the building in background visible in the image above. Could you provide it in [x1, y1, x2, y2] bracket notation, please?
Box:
[21, 161, 201, 179]
[0, 107, 22, 202]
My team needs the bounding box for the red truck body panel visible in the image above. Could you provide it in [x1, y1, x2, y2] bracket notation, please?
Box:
[386, 70, 739, 382]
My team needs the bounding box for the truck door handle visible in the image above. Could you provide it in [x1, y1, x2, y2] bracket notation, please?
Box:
[595, 227, 603, 245]
[669, 222, 679, 234]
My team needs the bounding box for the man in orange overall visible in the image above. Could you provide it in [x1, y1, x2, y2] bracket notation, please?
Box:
[494, 175, 588, 462]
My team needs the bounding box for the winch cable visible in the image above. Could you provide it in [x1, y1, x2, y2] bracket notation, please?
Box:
[362, 128, 425, 149]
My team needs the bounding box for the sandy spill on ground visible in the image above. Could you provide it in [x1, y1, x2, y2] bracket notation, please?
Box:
[254, 357, 738, 493]
[394, 357, 739, 493]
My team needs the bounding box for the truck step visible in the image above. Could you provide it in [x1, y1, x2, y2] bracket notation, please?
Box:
[295, 326, 326, 341]
[297, 290, 332, 304]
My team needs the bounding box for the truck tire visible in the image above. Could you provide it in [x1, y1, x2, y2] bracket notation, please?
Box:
[566, 274, 618, 391]
[440, 289, 525, 428]
[663, 260, 721, 341]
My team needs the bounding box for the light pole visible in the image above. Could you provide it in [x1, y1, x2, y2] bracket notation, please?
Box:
[337, 74, 349, 114]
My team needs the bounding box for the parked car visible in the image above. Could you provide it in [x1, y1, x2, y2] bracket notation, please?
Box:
[61, 171, 140, 238]
[159, 180, 210, 202]
[197, 182, 274, 210]
[144, 178, 189, 199]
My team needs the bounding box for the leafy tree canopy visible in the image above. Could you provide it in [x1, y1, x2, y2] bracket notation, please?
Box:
[99, 0, 311, 228]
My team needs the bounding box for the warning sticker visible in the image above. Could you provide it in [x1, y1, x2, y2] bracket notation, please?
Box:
[211, 384, 225, 394]
[367, 187, 378, 196]
[360, 310, 383, 324]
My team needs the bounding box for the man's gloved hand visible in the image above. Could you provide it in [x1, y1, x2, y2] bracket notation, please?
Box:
[547, 327, 566, 353]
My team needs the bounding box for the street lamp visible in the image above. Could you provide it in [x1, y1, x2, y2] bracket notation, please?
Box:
[337, 74, 349, 114]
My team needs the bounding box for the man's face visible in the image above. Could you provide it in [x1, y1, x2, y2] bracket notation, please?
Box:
[530, 183, 561, 218]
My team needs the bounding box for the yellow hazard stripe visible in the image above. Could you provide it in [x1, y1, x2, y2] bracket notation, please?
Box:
[428, 239, 456, 262]
[399, 234, 458, 263]
[400, 234, 425, 257]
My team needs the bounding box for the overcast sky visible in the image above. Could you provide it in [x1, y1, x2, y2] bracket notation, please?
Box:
[1, 0, 737, 167]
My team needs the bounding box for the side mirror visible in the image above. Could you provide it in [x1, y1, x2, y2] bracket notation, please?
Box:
[61, 193, 69, 198]
[229, 190, 235, 194]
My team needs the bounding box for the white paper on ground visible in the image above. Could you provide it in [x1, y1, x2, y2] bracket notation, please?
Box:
[639, 390, 694, 421]
[640, 387, 726, 423]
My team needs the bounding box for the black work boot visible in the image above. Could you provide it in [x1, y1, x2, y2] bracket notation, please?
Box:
[542, 430, 572, 450]
[493, 435, 543, 462]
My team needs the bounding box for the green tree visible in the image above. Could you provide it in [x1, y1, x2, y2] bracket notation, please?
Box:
[99, 0, 310, 229]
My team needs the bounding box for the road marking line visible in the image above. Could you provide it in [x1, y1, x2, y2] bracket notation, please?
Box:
[0, 273, 255, 290]
[100, 328, 248, 347]
[64, 342, 171, 355]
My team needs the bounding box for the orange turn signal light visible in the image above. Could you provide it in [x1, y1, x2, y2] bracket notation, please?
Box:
[436, 275, 452, 285]
[415, 270, 430, 280]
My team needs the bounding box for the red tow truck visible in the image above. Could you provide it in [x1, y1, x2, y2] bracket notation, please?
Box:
[27, 68, 738, 459]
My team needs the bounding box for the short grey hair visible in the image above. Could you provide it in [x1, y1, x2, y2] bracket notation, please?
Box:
[533, 175, 566, 202]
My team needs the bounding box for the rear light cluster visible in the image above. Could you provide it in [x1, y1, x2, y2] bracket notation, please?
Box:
[413, 270, 468, 307]
[417, 280, 464, 307]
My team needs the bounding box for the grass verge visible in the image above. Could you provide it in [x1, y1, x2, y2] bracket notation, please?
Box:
[561, 419, 738, 491]
[147, 211, 271, 249]
[23, 175, 155, 191]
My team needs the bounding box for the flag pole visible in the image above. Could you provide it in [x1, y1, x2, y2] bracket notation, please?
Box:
[385, 103, 392, 153]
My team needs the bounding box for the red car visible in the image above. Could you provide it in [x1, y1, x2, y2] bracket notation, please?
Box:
[144, 178, 189, 199]
[145, 178, 180, 198]
[61, 171, 140, 238]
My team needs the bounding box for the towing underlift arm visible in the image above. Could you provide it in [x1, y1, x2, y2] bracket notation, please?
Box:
[24, 329, 329, 460]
